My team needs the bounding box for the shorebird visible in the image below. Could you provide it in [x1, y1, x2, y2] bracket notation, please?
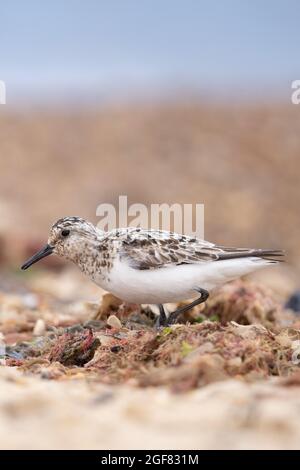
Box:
[21, 217, 284, 326]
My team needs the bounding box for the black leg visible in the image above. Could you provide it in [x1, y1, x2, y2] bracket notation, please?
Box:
[167, 288, 209, 325]
[155, 304, 167, 328]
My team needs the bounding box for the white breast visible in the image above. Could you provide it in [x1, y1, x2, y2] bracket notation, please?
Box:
[93, 257, 273, 304]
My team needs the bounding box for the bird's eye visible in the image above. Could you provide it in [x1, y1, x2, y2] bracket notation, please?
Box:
[61, 229, 70, 237]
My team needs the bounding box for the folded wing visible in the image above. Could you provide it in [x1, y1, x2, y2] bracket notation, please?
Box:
[116, 228, 284, 270]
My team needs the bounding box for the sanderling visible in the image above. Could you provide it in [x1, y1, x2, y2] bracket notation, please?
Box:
[21, 217, 284, 326]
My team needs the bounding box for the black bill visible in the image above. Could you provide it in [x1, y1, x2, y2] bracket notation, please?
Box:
[21, 244, 54, 270]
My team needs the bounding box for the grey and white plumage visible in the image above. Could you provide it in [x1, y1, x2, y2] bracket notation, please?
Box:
[21, 217, 284, 321]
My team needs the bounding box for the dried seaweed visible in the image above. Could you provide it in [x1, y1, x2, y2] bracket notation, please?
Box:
[48, 329, 100, 366]
[1, 278, 300, 392]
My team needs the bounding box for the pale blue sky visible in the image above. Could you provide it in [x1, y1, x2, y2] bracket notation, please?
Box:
[1, 0, 299, 103]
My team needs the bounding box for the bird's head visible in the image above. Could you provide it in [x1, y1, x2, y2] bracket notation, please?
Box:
[21, 217, 100, 270]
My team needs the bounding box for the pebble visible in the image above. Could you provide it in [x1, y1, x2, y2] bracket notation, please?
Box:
[107, 315, 122, 330]
[96, 334, 112, 346]
[33, 319, 46, 336]
[110, 345, 122, 353]
[83, 320, 105, 331]
[22, 293, 38, 309]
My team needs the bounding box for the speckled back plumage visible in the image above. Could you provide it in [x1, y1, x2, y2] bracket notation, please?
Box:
[100, 227, 218, 270]
[99, 227, 282, 271]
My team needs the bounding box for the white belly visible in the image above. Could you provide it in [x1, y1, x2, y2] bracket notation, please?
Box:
[93, 257, 273, 304]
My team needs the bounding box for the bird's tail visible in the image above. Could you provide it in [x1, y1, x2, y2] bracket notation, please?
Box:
[218, 248, 285, 263]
